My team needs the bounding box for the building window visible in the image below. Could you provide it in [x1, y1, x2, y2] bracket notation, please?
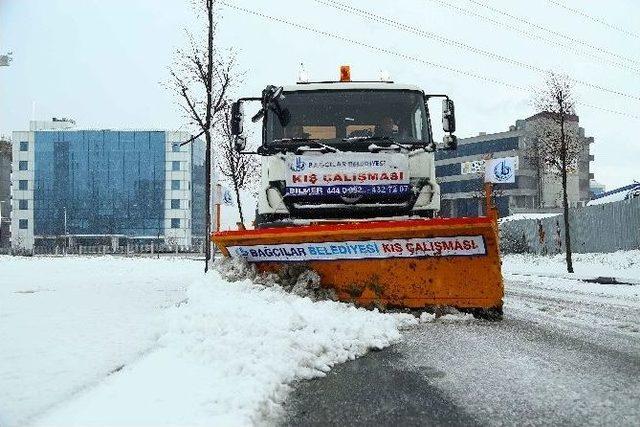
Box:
[18, 180, 28, 190]
[20, 141, 29, 151]
[171, 199, 180, 209]
[19, 161, 28, 171]
[18, 199, 28, 210]
[172, 161, 180, 171]
[172, 143, 180, 152]
[19, 219, 28, 229]
[171, 218, 180, 229]
[171, 180, 180, 190]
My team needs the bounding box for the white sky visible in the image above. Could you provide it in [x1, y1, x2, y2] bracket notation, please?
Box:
[1, 0, 639, 190]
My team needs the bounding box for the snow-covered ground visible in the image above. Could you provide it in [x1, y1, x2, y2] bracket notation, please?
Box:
[0, 256, 203, 427]
[503, 252, 640, 346]
[0, 256, 414, 426]
[503, 250, 640, 282]
[2, 252, 638, 426]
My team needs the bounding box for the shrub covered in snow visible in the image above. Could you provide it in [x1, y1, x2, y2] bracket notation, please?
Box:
[499, 227, 530, 254]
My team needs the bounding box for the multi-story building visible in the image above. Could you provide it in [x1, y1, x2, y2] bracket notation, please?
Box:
[435, 112, 594, 217]
[0, 136, 11, 248]
[10, 119, 205, 252]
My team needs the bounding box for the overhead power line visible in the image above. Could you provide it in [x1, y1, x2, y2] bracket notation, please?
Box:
[219, 2, 640, 120]
[426, 0, 640, 75]
[547, 0, 640, 39]
[464, 0, 640, 66]
[316, 0, 640, 102]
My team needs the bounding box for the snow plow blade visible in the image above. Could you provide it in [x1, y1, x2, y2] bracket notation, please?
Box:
[212, 217, 503, 313]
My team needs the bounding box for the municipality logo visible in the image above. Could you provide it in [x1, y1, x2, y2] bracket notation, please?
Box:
[289, 157, 306, 172]
[493, 160, 513, 182]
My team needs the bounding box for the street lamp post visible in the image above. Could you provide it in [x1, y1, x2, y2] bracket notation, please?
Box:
[63, 206, 68, 255]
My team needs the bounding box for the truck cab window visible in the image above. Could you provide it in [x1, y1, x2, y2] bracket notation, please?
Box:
[266, 90, 428, 148]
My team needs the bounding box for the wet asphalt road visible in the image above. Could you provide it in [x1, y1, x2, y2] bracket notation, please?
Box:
[281, 279, 640, 426]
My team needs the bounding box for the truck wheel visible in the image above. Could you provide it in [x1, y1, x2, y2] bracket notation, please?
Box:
[472, 306, 503, 321]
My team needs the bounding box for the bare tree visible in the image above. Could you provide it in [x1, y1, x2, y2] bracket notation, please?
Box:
[532, 72, 581, 273]
[217, 105, 259, 225]
[168, 0, 235, 272]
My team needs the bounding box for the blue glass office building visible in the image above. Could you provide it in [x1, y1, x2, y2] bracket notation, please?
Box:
[34, 131, 166, 237]
[11, 122, 205, 251]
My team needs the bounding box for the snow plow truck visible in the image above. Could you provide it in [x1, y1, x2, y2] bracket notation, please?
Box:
[212, 66, 504, 319]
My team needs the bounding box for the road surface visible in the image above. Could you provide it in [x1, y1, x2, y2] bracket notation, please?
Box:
[281, 275, 640, 426]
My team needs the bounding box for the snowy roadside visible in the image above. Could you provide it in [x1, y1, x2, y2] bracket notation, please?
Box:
[33, 260, 417, 426]
[502, 250, 640, 283]
[502, 252, 640, 348]
[0, 256, 203, 427]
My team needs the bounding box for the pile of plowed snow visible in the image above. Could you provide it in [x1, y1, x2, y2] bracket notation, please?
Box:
[36, 258, 416, 426]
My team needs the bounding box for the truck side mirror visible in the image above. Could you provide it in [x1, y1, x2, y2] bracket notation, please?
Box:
[230, 101, 243, 136]
[442, 134, 457, 150]
[442, 99, 456, 133]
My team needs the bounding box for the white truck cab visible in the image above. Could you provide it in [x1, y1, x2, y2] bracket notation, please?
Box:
[231, 73, 457, 227]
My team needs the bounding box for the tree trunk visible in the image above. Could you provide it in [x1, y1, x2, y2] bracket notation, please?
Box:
[560, 117, 574, 273]
[204, 132, 212, 272]
[203, 0, 214, 273]
[234, 180, 244, 225]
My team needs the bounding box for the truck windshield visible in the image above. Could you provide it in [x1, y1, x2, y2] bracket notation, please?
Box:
[265, 89, 430, 148]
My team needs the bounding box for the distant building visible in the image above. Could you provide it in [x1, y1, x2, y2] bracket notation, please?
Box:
[10, 119, 205, 252]
[587, 182, 640, 206]
[435, 113, 594, 217]
[0, 136, 11, 248]
[589, 179, 606, 199]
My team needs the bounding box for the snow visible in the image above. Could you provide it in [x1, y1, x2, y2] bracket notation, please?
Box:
[1, 256, 415, 426]
[498, 212, 560, 224]
[503, 252, 640, 343]
[0, 256, 203, 427]
[586, 188, 638, 205]
[502, 250, 640, 283]
[4, 251, 640, 426]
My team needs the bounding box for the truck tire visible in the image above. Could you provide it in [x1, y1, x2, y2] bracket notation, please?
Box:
[471, 306, 503, 321]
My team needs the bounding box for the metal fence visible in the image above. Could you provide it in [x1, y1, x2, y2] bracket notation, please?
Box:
[5, 243, 205, 257]
[499, 197, 640, 254]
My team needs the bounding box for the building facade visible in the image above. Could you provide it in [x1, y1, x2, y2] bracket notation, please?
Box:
[0, 137, 11, 248]
[435, 113, 594, 218]
[10, 120, 205, 252]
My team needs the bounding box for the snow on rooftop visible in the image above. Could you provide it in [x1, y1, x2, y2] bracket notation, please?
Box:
[587, 183, 640, 206]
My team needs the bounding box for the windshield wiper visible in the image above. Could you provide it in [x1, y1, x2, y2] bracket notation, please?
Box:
[343, 135, 409, 149]
[342, 135, 418, 151]
[342, 135, 393, 143]
[272, 138, 340, 153]
[271, 137, 317, 144]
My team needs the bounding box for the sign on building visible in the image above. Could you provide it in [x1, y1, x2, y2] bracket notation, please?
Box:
[485, 157, 518, 183]
[461, 159, 486, 175]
